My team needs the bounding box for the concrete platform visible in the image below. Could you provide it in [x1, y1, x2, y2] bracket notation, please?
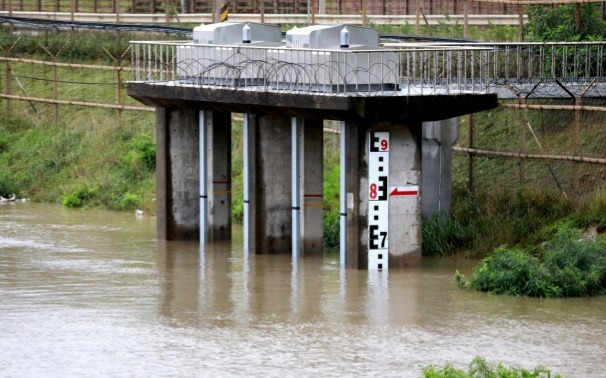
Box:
[127, 83, 498, 122]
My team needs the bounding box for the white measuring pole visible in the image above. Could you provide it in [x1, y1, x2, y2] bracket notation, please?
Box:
[367, 131, 390, 270]
[199, 111, 208, 244]
[339, 121, 347, 268]
[291, 117, 302, 260]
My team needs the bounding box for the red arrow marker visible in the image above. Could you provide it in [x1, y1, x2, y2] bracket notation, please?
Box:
[389, 186, 418, 196]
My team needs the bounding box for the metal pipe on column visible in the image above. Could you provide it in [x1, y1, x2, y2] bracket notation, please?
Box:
[199, 111, 208, 244]
[243, 114, 251, 255]
[339, 120, 347, 268]
[292, 117, 302, 260]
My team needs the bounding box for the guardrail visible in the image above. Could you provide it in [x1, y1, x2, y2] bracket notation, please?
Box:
[129, 41, 606, 98]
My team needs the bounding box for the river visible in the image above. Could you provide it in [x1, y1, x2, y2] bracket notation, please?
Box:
[1, 202, 605, 376]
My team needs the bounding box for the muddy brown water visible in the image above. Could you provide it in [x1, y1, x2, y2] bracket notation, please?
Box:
[1, 202, 605, 376]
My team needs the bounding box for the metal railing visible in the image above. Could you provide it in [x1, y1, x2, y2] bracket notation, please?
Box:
[390, 41, 606, 98]
[129, 41, 606, 98]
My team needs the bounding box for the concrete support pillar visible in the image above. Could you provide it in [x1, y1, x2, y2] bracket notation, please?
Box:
[343, 120, 364, 269]
[343, 120, 422, 269]
[421, 118, 459, 222]
[156, 108, 200, 240]
[247, 114, 292, 254]
[299, 118, 324, 256]
[205, 111, 232, 241]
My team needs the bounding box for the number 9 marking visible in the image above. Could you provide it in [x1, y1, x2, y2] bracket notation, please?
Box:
[380, 139, 388, 151]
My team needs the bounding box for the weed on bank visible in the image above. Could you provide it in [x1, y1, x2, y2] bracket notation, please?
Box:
[423, 356, 562, 378]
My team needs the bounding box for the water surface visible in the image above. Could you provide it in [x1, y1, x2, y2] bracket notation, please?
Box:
[1, 202, 605, 376]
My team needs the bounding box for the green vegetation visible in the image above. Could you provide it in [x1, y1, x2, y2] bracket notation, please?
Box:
[372, 20, 518, 42]
[423, 356, 562, 378]
[423, 188, 578, 258]
[526, 4, 606, 41]
[0, 109, 157, 211]
[456, 226, 606, 298]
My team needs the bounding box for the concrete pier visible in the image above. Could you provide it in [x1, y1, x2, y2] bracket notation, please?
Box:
[421, 118, 459, 221]
[298, 118, 324, 256]
[156, 108, 200, 240]
[343, 121, 422, 269]
[250, 115, 293, 254]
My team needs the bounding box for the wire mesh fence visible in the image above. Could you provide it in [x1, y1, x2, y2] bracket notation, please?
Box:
[454, 97, 606, 200]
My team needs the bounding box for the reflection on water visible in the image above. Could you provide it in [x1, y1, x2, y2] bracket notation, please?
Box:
[1, 202, 606, 376]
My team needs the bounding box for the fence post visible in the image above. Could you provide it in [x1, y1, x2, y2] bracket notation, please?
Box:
[573, 97, 581, 196]
[464, 0, 469, 39]
[415, 0, 420, 35]
[40, 43, 68, 123]
[518, 4, 524, 42]
[1, 38, 21, 118]
[2, 50, 11, 117]
[104, 46, 130, 128]
[518, 97, 526, 186]
[468, 113, 474, 193]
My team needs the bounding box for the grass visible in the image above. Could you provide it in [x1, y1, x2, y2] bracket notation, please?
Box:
[372, 20, 519, 42]
[0, 110, 157, 211]
[423, 356, 562, 378]
[422, 187, 575, 259]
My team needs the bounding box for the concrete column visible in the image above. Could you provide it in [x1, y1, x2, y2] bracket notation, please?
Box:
[300, 118, 324, 255]
[386, 122, 422, 268]
[249, 115, 292, 254]
[344, 120, 422, 269]
[206, 111, 232, 241]
[156, 108, 200, 241]
[343, 120, 365, 269]
[421, 118, 459, 222]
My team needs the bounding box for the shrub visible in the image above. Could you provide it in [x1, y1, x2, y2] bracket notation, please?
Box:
[118, 133, 156, 174]
[62, 186, 98, 208]
[0, 170, 16, 197]
[458, 227, 606, 298]
[323, 210, 340, 250]
[120, 192, 141, 210]
[130, 133, 156, 171]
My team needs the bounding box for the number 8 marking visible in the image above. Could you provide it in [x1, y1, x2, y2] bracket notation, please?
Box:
[369, 183, 378, 199]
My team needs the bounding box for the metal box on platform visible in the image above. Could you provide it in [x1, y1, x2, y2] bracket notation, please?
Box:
[177, 22, 282, 86]
[274, 25, 398, 92]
